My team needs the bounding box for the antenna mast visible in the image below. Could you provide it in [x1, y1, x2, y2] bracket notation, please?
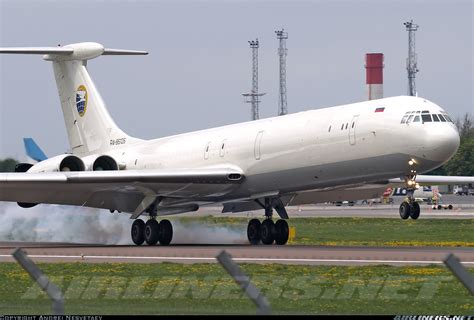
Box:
[275, 28, 288, 116]
[404, 20, 419, 96]
[242, 39, 265, 120]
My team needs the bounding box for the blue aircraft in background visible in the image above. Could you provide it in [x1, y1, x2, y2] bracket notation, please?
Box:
[23, 138, 47, 162]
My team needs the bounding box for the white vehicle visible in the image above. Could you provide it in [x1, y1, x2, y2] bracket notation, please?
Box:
[453, 185, 470, 196]
[1, 42, 473, 246]
[392, 186, 436, 203]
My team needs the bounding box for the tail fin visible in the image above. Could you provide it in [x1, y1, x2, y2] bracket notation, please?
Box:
[1, 42, 146, 156]
[23, 138, 48, 162]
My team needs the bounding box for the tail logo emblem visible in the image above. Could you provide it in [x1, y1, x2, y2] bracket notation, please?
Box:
[76, 85, 88, 117]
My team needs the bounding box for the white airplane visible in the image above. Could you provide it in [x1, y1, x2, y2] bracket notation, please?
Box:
[1, 42, 473, 246]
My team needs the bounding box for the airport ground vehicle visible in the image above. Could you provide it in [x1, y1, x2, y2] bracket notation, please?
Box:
[334, 201, 355, 206]
[453, 185, 474, 196]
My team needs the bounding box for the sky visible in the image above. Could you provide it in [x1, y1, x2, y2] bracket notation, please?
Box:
[0, 0, 472, 159]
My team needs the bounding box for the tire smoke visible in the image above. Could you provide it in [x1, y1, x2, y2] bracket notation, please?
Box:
[0, 202, 247, 245]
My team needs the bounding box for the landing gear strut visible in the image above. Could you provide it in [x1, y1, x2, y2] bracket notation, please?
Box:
[131, 218, 173, 246]
[247, 197, 290, 245]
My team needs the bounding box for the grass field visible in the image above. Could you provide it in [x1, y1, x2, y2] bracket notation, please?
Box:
[0, 262, 472, 315]
[172, 216, 474, 247]
[1, 217, 473, 314]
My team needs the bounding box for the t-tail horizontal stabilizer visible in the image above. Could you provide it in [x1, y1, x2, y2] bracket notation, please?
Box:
[0, 42, 148, 61]
[0, 42, 146, 157]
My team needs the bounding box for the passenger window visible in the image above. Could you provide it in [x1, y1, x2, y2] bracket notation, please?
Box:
[438, 114, 446, 122]
[432, 114, 440, 122]
[204, 142, 211, 160]
[421, 114, 432, 123]
[219, 140, 226, 157]
[413, 115, 420, 122]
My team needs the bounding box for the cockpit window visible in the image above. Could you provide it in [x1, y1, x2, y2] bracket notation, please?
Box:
[421, 114, 432, 122]
[401, 110, 454, 125]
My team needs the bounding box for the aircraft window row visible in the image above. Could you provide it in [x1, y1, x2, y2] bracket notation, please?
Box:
[328, 121, 355, 133]
[339, 123, 349, 130]
[400, 111, 453, 124]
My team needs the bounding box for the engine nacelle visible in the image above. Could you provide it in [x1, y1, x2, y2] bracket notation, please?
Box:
[93, 155, 119, 171]
[82, 154, 120, 171]
[15, 163, 37, 208]
[27, 154, 85, 173]
[15, 163, 34, 173]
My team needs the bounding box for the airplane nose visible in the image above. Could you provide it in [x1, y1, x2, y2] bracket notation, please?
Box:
[423, 124, 460, 162]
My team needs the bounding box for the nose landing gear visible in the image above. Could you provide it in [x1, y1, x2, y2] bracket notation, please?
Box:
[399, 167, 421, 220]
[399, 201, 420, 220]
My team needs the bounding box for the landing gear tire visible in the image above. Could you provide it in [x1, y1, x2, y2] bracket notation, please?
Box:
[247, 219, 261, 245]
[145, 219, 160, 245]
[131, 219, 145, 245]
[158, 219, 173, 246]
[261, 219, 275, 245]
[399, 202, 410, 220]
[274, 219, 289, 245]
[409, 202, 420, 220]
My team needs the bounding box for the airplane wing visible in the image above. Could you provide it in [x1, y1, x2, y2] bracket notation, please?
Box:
[388, 175, 474, 186]
[222, 183, 389, 212]
[222, 175, 474, 213]
[0, 168, 244, 215]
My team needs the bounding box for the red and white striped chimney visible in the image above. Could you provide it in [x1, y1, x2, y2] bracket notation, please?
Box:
[365, 53, 384, 100]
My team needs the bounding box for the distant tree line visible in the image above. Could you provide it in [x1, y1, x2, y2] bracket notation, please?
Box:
[0, 158, 18, 172]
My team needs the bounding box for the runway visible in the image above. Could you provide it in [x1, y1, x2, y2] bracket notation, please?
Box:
[0, 241, 473, 266]
[180, 195, 474, 219]
[190, 204, 474, 219]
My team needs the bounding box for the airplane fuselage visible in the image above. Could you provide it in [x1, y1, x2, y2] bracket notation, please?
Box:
[101, 95, 459, 204]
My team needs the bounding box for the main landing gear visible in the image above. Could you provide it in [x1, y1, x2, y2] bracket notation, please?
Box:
[399, 163, 420, 220]
[131, 218, 173, 246]
[247, 197, 290, 245]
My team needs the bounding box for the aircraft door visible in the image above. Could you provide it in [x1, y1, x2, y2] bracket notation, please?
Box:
[349, 115, 359, 145]
[254, 131, 264, 160]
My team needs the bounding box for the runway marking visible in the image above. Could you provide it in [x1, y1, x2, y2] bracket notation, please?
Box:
[1, 254, 473, 265]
